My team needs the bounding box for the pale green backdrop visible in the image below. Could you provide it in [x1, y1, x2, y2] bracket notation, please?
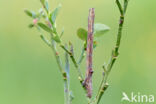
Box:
[0, 0, 156, 104]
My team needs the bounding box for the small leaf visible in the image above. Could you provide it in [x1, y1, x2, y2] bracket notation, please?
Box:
[83, 41, 97, 50]
[28, 24, 34, 28]
[40, 0, 49, 12]
[50, 4, 62, 24]
[37, 22, 53, 33]
[45, 1, 49, 12]
[53, 34, 61, 43]
[77, 28, 87, 41]
[24, 9, 32, 17]
[94, 23, 110, 37]
[84, 42, 87, 49]
[24, 9, 36, 18]
[93, 41, 97, 48]
[38, 23, 61, 43]
[60, 28, 64, 38]
[40, 0, 45, 6]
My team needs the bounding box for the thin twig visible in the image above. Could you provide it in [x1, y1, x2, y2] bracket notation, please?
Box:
[50, 38, 66, 79]
[94, 0, 129, 103]
[60, 44, 84, 83]
[78, 46, 85, 65]
[36, 26, 51, 47]
[116, 0, 124, 15]
[64, 45, 70, 104]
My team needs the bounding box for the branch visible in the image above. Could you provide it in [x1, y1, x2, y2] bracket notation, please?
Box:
[50, 38, 67, 79]
[116, 0, 123, 15]
[68, 43, 84, 83]
[60, 44, 84, 83]
[83, 8, 95, 98]
[64, 45, 70, 104]
[94, 0, 129, 103]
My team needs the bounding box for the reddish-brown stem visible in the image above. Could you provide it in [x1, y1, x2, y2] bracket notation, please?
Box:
[83, 8, 95, 98]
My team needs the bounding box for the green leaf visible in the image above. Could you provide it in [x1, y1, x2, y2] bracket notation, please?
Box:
[37, 22, 53, 33]
[28, 24, 34, 28]
[84, 42, 87, 49]
[53, 34, 61, 43]
[45, 1, 49, 12]
[83, 41, 97, 49]
[77, 24, 109, 41]
[40, 0, 48, 12]
[77, 28, 87, 41]
[38, 23, 61, 43]
[24, 9, 36, 18]
[40, 0, 45, 6]
[60, 28, 64, 38]
[93, 41, 97, 48]
[24, 9, 32, 17]
[50, 4, 62, 24]
[94, 23, 110, 37]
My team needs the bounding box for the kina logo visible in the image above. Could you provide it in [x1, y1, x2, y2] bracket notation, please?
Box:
[121, 92, 154, 103]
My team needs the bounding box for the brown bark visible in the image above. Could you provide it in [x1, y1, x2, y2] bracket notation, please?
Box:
[83, 8, 95, 98]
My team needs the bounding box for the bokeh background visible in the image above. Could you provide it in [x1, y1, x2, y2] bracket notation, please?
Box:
[0, 0, 156, 104]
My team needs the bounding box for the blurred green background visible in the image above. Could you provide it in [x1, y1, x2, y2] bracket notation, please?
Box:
[0, 0, 156, 104]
